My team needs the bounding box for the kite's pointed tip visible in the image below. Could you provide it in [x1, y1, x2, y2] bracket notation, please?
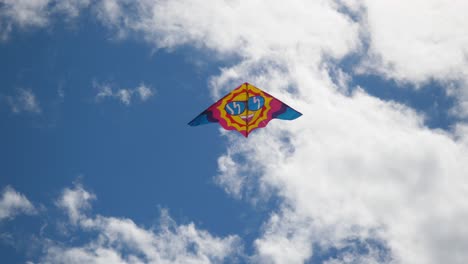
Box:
[241, 131, 249, 138]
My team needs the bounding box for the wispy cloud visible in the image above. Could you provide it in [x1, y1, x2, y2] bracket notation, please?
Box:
[0, 0, 91, 41]
[136, 84, 154, 101]
[42, 183, 241, 264]
[0, 0, 50, 29]
[55, 183, 95, 225]
[53, 0, 91, 18]
[5, 88, 41, 114]
[94, 81, 155, 106]
[0, 186, 36, 221]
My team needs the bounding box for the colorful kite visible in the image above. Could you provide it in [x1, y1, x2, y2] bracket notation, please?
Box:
[188, 82, 302, 137]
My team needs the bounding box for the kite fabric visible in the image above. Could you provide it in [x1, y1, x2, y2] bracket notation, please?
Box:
[188, 82, 302, 137]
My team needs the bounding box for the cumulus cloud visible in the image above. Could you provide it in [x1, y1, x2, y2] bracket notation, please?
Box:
[0, 186, 36, 221]
[346, 0, 468, 116]
[45, 184, 241, 264]
[355, 0, 468, 83]
[94, 82, 155, 106]
[217, 82, 468, 264]
[90, 1, 468, 263]
[95, 0, 360, 65]
[5, 88, 41, 114]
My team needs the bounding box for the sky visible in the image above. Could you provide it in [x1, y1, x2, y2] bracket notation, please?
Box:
[1, 0, 468, 263]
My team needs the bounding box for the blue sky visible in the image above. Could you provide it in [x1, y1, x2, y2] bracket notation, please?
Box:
[1, 1, 468, 264]
[1, 13, 257, 262]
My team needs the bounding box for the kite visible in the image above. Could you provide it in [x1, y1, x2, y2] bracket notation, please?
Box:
[188, 82, 302, 137]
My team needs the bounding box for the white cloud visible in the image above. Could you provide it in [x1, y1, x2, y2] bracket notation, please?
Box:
[116, 89, 132, 105]
[94, 0, 124, 37]
[0, 186, 36, 221]
[56, 183, 95, 225]
[95, 82, 113, 98]
[90, 1, 468, 263]
[136, 84, 154, 101]
[0, 0, 50, 29]
[94, 0, 360, 67]
[45, 184, 241, 264]
[94, 82, 155, 106]
[356, 0, 468, 84]
[349, 0, 468, 116]
[53, 0, 91, 18]
[6, 88, 41, 114]
[217, 70, 468, 264]
[0, 0, 91, 40]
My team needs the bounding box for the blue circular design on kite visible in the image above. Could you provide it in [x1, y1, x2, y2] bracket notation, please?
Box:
[225, 101, 246, 116]
[248, 96, 265, 111]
